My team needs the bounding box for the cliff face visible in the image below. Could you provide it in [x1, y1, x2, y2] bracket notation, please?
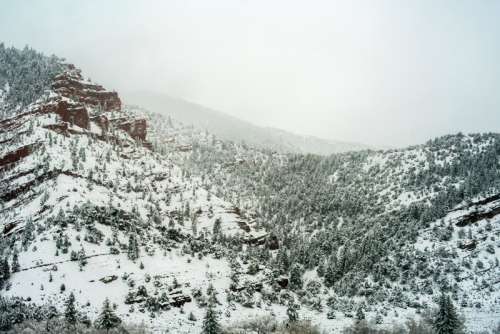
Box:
[52, 65, 121, 112]
[114, 117, 148, 141]
[1, 63, 149, 144]
[0, 63, 152, 196]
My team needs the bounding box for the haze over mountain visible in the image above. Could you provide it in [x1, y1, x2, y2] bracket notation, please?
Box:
[1, 45, 500, 334]
[2, 1, 500, 333]
[3, 1, 500, 147]
[125, 92, 370, 155]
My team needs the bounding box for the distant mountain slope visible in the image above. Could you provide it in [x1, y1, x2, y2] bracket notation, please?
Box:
[124, 92, 369, 155]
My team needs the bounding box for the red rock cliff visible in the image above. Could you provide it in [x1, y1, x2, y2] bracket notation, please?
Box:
[52, 65, 121, 112]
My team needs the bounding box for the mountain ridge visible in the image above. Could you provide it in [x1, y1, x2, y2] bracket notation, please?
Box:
[1, 45, 499, 334]
[124, 91, 371, 155]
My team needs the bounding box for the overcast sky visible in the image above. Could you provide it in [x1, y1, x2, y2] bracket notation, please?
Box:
[1, 0, 499, 147]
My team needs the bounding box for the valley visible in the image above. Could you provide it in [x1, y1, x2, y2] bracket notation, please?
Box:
[0, 44, 499, 334]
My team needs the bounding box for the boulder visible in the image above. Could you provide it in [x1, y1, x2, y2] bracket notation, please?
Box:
[169, 290, 192, 307]
[99, 275, 118, 284]
[458, 239, 477, 250]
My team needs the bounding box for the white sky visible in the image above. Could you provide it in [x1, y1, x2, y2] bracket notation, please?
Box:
[1, 0, 499, 147]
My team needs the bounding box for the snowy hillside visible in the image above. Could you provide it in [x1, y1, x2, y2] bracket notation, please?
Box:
[0, 59, 278, 333]
[410, 193, 500, 332]
[1, 46, 500, 334]
[144, 111, 500, 333]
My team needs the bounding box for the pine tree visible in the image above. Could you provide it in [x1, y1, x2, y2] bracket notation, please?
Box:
[355, 305, 365, 322]
[287, 301, 298, 322]
[11, 250, 20, 273]
[64, 292, 78, 326]
[433, 293, 462, 334]
[202, 295, 221, 334]
[289, 263, 303, 290]
[78, 247, 87, 269]
[212, 218, 222, 236]
[1, 258, 10, 280]
[95, 298, 122, 333]
[127, 234, 139, 261]
[191, 213, 198, 237]
[324, 256, 336, 287]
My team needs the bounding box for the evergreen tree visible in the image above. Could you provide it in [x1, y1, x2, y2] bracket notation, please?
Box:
[212, 218, 222, 236]
[192, 213, 198, 237]
[324, 256, 336, 287]
[433, 293, 462, 334]
[287, 301, 298, 322]
[95, 298, 122, 333]
[202, 295, 221, 334]
[11, 250, 20, 273]
[127, 234, 139, 261]
[78, 247, 87, 269]
[64, 292, 78, 326]
[355, 305, 365, 322]
[1, 258, 10, 281]
[289, 263, 303, 290]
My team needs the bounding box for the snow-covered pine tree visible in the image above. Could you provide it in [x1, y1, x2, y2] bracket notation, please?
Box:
[127, 234, 139, 261]
[289, 263, 303, 290]
[11, 250, 20, 273]
[64, 292, 77, 326]
[355, 305, 365, 322]
[78, 247, 87, 269]
[212, 218, 222, 236]
[287, 300, 299, 323]
[1, 258, 10, 281]
[433, 293, 462, 334]
[94, 298, 122, 333]
[202, 294, 221, 334]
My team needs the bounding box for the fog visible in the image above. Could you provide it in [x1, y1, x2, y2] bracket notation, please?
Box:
[1, 0, 499, 147]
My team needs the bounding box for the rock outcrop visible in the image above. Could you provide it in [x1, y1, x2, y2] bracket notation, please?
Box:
[23, 63, 148, 144]
[38, 99, 90, 130]
[0, 144, 36, 171]
[52, 65, 121, 112]
[112, 117, 148, 141]
[0, 63, 154, 208]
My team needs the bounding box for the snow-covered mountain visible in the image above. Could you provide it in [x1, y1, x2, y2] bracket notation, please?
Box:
[124, 92, 370, 155]
[144, 111, 500, 333]
[0, 50, 271, 333]
[1, 45, 499, 334]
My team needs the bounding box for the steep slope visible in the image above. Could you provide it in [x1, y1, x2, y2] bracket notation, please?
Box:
[1, 46, 499, 333]
[0, 60, 277, 333]
[124, 92, 369, 155]
[409, 193, 500, 332]
[144, 110, 500, 333]
[0, 44, 64, 119]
